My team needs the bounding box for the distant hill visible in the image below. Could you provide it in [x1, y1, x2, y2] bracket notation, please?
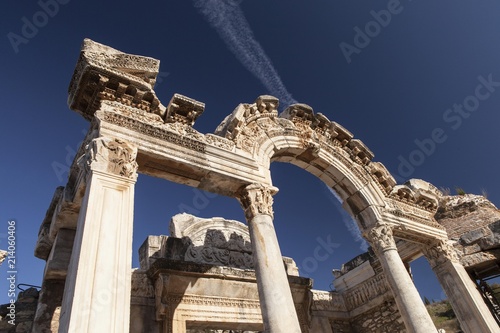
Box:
[426, 300, 462, 332]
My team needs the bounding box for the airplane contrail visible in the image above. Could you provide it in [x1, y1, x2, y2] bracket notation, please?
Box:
[326, 186, 369, 252]
[193, 0, 297, 108]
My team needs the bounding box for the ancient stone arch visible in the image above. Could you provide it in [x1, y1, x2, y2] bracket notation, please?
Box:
[32, 39, 499, 333]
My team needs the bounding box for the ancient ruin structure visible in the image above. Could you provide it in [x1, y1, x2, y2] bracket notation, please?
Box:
[8, 39, 500, 332]
[0, 251, 6, 266]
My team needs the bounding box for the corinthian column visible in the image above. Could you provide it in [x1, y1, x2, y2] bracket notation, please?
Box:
[367, 223, 437, 333]
[58, 137, 138, 333]
[422, 240, 500, 333]
[238, 183, 301, 333]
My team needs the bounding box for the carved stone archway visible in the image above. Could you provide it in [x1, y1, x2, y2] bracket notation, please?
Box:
[33, 39, 499, 333]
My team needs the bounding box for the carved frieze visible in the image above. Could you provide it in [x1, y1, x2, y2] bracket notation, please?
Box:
[155, 290, 261, 318]
[205, 134, 235, 151]
[79, 137, 138, 179]
[184, 228, 254, 269]
[238, 184, 277, 220]
[101, 109, 207, 153]
[343, 273, 390, 311]
[422, 239, 460, 268]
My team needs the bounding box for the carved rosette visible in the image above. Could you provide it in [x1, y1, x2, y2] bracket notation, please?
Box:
[238, 183, 278, 220]
[422, 239, 460, 268]
[366, 223, 397, 254]
[79, 137, 138, 180]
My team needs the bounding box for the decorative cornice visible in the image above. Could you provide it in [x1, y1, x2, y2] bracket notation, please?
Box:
[384, 198, 445, 230]
[165, 93, 205, 126]
[238, 183, 278, 220]
[68, 39, 164, 120]
[79, 137, 138, 180]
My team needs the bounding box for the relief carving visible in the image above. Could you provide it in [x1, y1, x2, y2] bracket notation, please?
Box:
[343, 274, 390, 311]
[80, 137, 138, 179]
[184, 235, 254, 270]
[238, 184, 277, 220]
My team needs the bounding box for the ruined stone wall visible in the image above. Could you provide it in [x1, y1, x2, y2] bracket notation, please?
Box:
[436, 194, 500, 239]
[349, 300, 405, 333]
[130, 269, 160, 333]
[0, 288, 39, 333]
[436, 194, 500, 269]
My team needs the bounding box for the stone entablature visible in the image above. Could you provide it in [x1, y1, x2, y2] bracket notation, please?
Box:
[65, 40, 448, 241]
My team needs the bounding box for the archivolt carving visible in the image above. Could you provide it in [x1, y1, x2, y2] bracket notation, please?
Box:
[80, 137, 138, 179]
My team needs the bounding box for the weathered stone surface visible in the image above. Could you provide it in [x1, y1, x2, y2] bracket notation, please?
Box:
[0, 250, 7, 266]
[0, 288, 39, 333]
[31, 39, 500, 333]
[350, 300, 405, 333]
[460, 228, 488, 245]
[32, 279, 64, 333]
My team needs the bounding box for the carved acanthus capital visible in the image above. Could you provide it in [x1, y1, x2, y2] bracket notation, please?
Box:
[422, 239, 460, 268]
[238, 183, 278, 220]
[366, 223, 397, 253]
[79, 137, 138, 180]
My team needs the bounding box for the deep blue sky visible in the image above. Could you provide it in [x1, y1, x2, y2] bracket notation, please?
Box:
[1, 0, 500, 305]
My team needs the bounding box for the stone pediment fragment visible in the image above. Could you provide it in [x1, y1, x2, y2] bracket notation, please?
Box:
[170, 214, 254, 269]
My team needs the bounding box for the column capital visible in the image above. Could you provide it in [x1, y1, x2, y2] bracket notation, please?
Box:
[421, 239, 459, 268]
[366, 223, 397, 253]
[238, 183, 278, 220]
[78, 137, 138, 181]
